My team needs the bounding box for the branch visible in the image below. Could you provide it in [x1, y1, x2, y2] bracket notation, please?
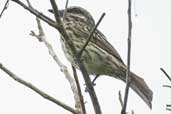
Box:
[76, 59, 102, 114]
[49, 0, 76, 55]
[29, 13, 81, 113]
[160, 68, 171, 82]
[121, 0, 132, 114]
[0, 0, 9, 18]
[166, 108, 171, 111]
[72, 66, 86, 114]
[11, 0, 56, 28]
[160, 68, 171, 111]
[77, 13, 106, 58]
[167, 104, 171, 107]
[118, 91, 124, 108]
[119, 91, 134, 114]
[0, 63, 77, 114]
[63, 0, 69, 19]
[11, 0, 75, 54]
[163, 85, 171, 88]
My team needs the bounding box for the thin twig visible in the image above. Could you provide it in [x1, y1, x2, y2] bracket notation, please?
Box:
[160, 68, 171, 82]
[77, 13, 105, 58]
[119, 91, 124, 108]
[118, 90, 123, 108]
[12, 0, 75, 53]
[166, 108, 171, 111]
[167, 104, 171, 107]
[163, 85, 171, 88]
[72, 66, 87, 114]
[121, 0, 132, 113]
[11, 0, 56, 28]
[119, 91, 134, 114]
[0, 0, 9, 18]
[160, 68, 171, 111]
[0, 63, 77, 114]
[63, 0, 69, 19]
[26, 0, 32, 8]
[76, 60, 102, 114]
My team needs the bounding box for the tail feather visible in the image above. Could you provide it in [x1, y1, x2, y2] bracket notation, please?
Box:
[129, 72, 153, 109]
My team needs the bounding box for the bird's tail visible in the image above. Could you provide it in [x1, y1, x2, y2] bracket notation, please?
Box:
[121, 71, 153, 109]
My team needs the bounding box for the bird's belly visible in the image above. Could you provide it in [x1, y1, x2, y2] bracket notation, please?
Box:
[62, 41, 122, 76]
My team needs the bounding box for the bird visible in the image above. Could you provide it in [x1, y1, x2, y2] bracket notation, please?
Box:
[48, 6, 153, 109]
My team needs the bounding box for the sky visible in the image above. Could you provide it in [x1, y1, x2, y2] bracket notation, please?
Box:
[0, 0, 170, 114]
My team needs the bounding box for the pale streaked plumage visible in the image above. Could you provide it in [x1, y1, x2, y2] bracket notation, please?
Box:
[49, 6, 153, 108]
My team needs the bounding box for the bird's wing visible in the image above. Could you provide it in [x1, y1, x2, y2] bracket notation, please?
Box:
[90, 29, 125, 64]
[76, 23, 124, 64]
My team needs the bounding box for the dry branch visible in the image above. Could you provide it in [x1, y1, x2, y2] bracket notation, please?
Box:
[121, 0, 132, 113]
[30, 17, 82, 112]
[0, 0, 9, 18]
[77, 13, 106, 58]
[72, 66, 86, 114]
[160, 67, 171, 111]
[160, 68, 171, 82]
[0, 63, 77, 114]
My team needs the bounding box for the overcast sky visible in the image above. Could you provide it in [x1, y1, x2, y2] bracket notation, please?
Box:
[0, 0, 170, 114]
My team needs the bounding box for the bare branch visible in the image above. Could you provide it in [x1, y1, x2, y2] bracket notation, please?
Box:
[166, 108, 171, 111]
[30, 14, 81, 112]
[161, 68, 171, 111]
[167, 104, 171, 111]
[77, 13, 105, 58]
[63, 0, 69, 19]
[0, 63, 77, 114]
[49, 0, 76, 55]
[76, 60, 102, 114]
[72, 66, 87, 114]
[0, 0, 9, 18]
[26, 1, 82, 112]
[121, 0, 132, 113]
[163, 85, 171, 88]
[119, 91, 124, 108]
[26, 0, 32, 8]
[167, 104, 171, 107]
[160, 68, 171, 82]
[119, 91, 134, 114]
[11, 0, 56, 28]
[12, 0, 75, 53]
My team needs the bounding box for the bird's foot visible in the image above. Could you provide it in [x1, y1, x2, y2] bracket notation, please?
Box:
[84, 75, 100, 92]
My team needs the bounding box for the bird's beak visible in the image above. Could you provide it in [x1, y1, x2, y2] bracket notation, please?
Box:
[48, 9, 64, 17]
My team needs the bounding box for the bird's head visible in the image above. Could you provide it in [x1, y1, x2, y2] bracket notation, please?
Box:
[48, 6, 95, 26]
